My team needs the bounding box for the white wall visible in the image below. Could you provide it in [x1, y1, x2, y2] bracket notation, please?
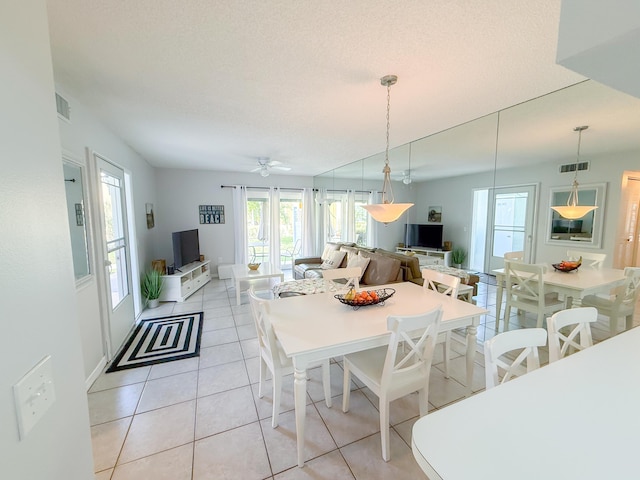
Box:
[55, 85, 159, 381]
[155, 169, 314, 272]
[0, 2, 94, 478]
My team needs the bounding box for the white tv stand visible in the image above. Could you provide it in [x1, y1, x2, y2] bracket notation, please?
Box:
[396, 247, 451, 267]
[160, 260, 211, 302]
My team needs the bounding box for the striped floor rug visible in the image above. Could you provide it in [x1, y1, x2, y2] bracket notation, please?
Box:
[106, 312, 203, 373]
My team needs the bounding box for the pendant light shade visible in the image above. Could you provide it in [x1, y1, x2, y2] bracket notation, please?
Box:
[550, 126, 597, 220]
[362, 75, 413, 224]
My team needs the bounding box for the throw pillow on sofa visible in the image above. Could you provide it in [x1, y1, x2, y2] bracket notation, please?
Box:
[346, 252, 370, 280]
[321, 250, 346, 269]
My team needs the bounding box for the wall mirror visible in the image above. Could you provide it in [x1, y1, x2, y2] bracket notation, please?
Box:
[546, 182, 606, 248]
[63, 158, 92, 283]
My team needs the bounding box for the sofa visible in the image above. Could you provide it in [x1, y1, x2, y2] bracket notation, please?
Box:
[294, 242, 479, 293]
[294, 243, 418, 287]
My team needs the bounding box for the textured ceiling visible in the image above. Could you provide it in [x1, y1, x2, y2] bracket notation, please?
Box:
[46, 1, 588, 177]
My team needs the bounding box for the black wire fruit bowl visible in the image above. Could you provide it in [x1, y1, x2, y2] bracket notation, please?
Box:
[335, 288, 396, 310]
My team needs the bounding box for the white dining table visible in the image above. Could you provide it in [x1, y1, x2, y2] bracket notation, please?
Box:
[492, 266, 627, 321]
[267, 281, 489, 467]
[412, 326, 640, 479]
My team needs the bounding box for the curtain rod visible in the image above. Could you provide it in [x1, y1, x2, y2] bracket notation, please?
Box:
[221, 185, 305, 192]
[221, 185, 375, 194]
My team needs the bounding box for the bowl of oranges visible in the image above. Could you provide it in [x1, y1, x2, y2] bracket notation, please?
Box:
[552, 256, 582, 272]
[335, 288, 396, 309]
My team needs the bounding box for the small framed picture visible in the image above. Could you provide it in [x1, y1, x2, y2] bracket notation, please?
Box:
[146, 203, 155, 229]
[428, 206, 442, 223]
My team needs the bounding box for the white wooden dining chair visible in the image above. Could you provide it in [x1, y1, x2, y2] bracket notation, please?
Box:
[342, 306, 442, 462]
[581, 267, 640, 337]
[504, 251, 524, 261]
[566, 250, 606, 269]
[321, 266, 361, 290]
[422, 269, 460, 379]
[547, 307, 597, 362]
[503, 260, 565, 329]
[248, 288, 332, 428]
[484, 328, 547, 388]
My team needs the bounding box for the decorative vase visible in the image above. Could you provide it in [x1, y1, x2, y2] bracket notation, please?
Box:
[148, 298, 160, 309]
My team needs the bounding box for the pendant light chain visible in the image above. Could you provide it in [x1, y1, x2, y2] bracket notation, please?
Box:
[381, 78, 394, 204]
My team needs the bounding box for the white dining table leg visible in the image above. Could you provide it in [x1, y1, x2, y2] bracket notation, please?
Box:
[235, 277, 241, 306]
[465, 323, 478, 397]
[293, 360, 308, 467]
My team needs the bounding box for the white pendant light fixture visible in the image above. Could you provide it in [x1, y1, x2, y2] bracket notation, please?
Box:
[551, 125, 597, 220]
[362, 75, 413, 224]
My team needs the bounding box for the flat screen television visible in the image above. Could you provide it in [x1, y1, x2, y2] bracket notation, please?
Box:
[172, 229, 200, 269]
[404, 224, 443, 250]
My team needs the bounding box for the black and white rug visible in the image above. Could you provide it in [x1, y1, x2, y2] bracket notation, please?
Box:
[106, 312, 203, 373]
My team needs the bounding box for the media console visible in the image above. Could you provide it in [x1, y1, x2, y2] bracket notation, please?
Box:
[159, 260, 211, 302]
[396, 247, 451, 267]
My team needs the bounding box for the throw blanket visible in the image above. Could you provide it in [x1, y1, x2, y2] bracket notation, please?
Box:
[421, 264, 470, 283]
[273, 278, 341, 297]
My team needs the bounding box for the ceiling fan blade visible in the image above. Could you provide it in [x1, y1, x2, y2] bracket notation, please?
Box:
[272, 166, 292, 171]
[249, 166, 261, 172]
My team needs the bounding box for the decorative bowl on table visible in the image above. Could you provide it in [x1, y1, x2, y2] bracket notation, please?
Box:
[552, 257, 582, 272]
[248, 263, 261, 271]
[335, 288, 396, 309]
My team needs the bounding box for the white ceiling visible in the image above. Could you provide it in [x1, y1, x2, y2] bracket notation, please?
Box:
[47, 1, 612, 177]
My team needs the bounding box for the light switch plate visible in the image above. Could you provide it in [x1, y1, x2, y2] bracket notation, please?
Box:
[13, 355, 56, 439]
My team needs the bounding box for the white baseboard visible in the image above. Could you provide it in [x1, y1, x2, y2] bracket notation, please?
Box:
[86, 356, 107, 391]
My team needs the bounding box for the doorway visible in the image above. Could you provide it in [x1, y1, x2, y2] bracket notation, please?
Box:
[93, 153, 136, 359]
[614, 172, 640, 268]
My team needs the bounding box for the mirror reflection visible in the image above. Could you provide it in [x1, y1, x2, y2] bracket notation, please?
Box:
[547, 183, 606, 248]
[63, 161, 91, 281]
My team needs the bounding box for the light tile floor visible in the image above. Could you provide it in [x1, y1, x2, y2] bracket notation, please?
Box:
[89, 275, 638, 479]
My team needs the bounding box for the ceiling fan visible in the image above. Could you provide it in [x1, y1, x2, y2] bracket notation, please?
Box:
[393, 170, 412, 184]
[250, 157, 292, 177]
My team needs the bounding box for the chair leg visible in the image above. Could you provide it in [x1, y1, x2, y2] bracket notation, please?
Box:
[271, 372, 283, 428]
[342, 362, 352, 413]
[379, 398, 391, 462]
[610, 315, 619, 337]
[258, 357, 267, 398]
[418, 388, 429, 417]
[537, 313, 544, 329]
[322, 360, 332, 408]
[443, 332, 451, 379]
[625, 314, 634, 331]
[503, 305, 511, 331]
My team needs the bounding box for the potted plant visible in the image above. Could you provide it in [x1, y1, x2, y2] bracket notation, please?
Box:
[451, 247, 467, 269]
[141, 269, 164, 308]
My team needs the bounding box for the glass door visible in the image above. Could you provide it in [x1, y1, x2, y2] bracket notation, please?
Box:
[96, 155, 135, 358]
[487, 185, 537, 272]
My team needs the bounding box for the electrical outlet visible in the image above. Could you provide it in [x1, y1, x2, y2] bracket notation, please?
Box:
[13, 355, 56, 439]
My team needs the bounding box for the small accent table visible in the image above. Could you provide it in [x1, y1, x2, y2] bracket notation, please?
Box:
[231, 263, 284, 305]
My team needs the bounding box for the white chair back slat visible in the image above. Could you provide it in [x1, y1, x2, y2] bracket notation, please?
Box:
[422, 269, 461, 298]
[547, 307, 597, 362]
[484, 328, 547, 388]
[321, 266, 361, 290]
[566, 250, 606, 269]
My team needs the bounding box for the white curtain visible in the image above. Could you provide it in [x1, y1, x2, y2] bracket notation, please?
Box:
[232, 185, 248, 264]
[316, 188, 327, 254]
[343, 189, 356, 243]
[366, 190, 378, 247]
[302, 187, 315, 257]
[269, 187, 281, 269]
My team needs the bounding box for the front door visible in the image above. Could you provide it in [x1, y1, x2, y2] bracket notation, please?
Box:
[95, 154, 135, 358]
[487, 184, 537, 272]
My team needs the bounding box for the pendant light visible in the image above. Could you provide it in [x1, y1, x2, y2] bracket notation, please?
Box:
[550, 126, 597, 220]
[362, 75, 414, 224]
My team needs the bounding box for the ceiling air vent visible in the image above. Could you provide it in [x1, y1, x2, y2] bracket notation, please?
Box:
[55, 92, 71, 122]
[559, 161, 589, 174]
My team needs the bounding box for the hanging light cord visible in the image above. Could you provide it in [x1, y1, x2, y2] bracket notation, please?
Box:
[382, 79, 394, 204]
[567, 126, 587, 207]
